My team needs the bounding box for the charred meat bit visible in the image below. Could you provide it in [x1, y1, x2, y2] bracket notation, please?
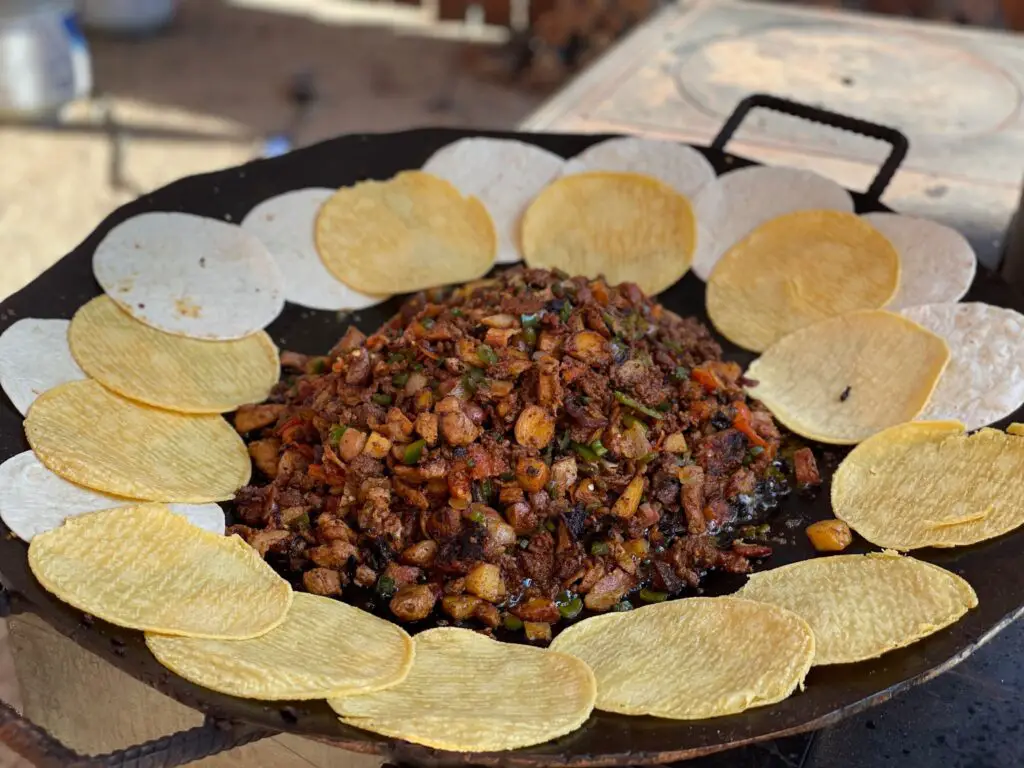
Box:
[793, 447, 822, 488]
[232, 267, 790, 631]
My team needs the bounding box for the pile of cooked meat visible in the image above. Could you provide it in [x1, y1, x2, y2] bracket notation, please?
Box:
[230, 267, 819, 639]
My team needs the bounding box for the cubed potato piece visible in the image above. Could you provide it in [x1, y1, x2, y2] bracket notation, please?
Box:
[338, 429, 368, 461]
[464, 562, 506, 603]
[611, 474, 644, 519]
[362, 431, 392, 459]
[514, 405, 555, 449]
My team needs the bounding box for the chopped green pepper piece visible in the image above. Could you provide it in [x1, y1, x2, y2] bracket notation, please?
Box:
[481, 479, 493, 500]
[613, 391, 665, 420]
[590, 439, 608, 458]
[371, 393, 392, 406]
[639, 588, 668, 603]
[329, 424, 347, 445]
[612, 600, 633, 612]
[503, 614, 524, 631]
[670, 366, 690, 382]
[387, 352, 406, 364]
[468, 508, 485, 524]
[466, 458, 476, 468]
[376, 575, 396, 598]
[500, 471, 515, 482]
[559, 301, 573, 323]
[590, 541, 610, 555]
[572, 442, 600, 462]
[522, 326, 537, 346]
[392, 372, 410, 387]
[559, 597, 584, 619]
[638, 451, 658, 465]
[544, 519, 556, 532]
[521, 313, 540, 329]
[289, 511, 310, 530]
[621, 412, 648, 432]
[421, 317, 435, 329]
[403, 439, 426, 465]
[451, 308, 463, 317]
[309, 357, 328, 374]
[477, 344, 499, 365]
[656, 401, 672, 412]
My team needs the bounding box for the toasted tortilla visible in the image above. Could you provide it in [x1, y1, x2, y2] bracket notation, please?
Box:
[737, 552, 977, 665]
[423, 138, 564, 265]
[550, 597, 814, 719]
[92, 212, 285, 340]
[29, 504, 291, 638]
[0, 318, 85, 416]
[25, 380, 250, 503]
[692, 166, 854, 281]
[69, 296, 280, 414]
[316, 171, 496, 294]
[147, 593, 413, 699]
[241, 188, 389, 311]
[745, 310, 949, 444]
[899, 302, 1024, 431]
[0, 451, 223, 541]
[330, 627, 596, 751]
[522, 171, 696, 295]
[832, 420, 1024, 549]
[707, 210, 900, 352]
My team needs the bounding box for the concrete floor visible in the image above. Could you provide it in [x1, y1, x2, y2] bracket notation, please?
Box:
[0, 0, 542, 303]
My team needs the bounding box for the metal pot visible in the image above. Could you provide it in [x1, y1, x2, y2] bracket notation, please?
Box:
[0, 0, 91, 120]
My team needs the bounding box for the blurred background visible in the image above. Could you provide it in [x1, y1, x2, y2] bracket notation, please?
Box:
[0, 0, 1020, 299]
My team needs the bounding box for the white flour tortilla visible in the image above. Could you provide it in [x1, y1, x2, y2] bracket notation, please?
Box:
[691, 166, 854, 280]
[241, 189, 387, 311]
[900, 302, 1024, 430]
[0, 319, 85, 416]
[862, 213, 977, 310]
[422, 138, 564, 265]
[0, 451, 225, 541]
[563, 137, 716, 201]
[92, 212, 285, 340]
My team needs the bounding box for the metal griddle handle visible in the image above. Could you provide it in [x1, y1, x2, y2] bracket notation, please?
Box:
[0, 699, 273, 767]
[710, 93, 910, 205]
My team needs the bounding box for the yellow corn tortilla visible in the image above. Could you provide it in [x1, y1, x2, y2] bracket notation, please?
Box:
[315, 171, 496, 294]
[146, 593, 413, 699]
[707, 210, 900, 351]
[737, 552, 977, 665]
[549, 597, 814, 720]
[746, 310, 949, 445]
[831, 420, 1024, 549]
[29, 504, 291, 638]
[25, 380, 250, 503]
[69, 296, 280, 414]
[329, 627, 596, 752]
[521, 171, 696, 295]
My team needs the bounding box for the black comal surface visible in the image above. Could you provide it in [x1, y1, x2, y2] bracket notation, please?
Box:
[0, 128, 1022, 767]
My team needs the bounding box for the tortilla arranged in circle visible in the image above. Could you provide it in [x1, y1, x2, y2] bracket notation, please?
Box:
[832, 421, 1024, 550]
[863, 213, 976, 310]
[563, 137, 716, 201]
[0, 318, 85, 416]
[24, 380, 250, 503]
[898, 303, 1024, 431]
[522, 171, 696, 295]
[0, 451, 224, 542]
[550, 597, 813, 719]
[707, 210, 900, 352]
[691, 166, 854, 280]
[69, 296, 280, 414]
[737, 552, 977, 666]
[29, 504, 291, 638]
[746, 311, 949, 444]
[316, 171, 496, 294]
[92, 212, 285, 340]
[330, 627, 596, 752]
[241, 188, 388, 311]
[422, 138, 564, 265]
[146, 593, 413, 700]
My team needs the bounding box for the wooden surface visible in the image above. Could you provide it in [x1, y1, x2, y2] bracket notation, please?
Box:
[521, 0, 1024, 265]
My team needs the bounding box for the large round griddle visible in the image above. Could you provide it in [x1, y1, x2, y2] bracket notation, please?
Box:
[1, 99, 1023, 767]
